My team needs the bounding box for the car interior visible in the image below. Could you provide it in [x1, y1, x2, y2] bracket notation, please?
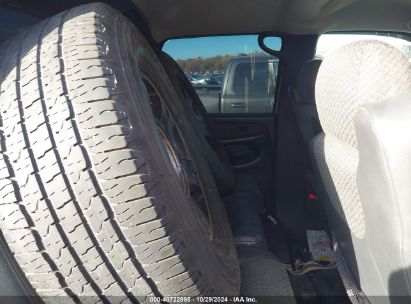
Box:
[0, 0, 410, 303]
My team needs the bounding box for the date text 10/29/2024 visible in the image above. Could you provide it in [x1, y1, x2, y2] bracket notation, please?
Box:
[149, 296, 258, 303]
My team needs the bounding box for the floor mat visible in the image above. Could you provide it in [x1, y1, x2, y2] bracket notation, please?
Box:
[264, 214, 351, 304]
[240, 251, 296, 304]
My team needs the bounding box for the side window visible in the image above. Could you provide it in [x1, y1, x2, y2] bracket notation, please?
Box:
[163, 35, 281, 114]
[316, 33, 411, 60]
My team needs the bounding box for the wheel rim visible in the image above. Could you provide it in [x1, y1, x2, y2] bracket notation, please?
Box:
[141, 75, 213, 239]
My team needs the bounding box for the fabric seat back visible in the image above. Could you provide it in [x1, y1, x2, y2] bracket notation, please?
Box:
[310, 40, 411, 299]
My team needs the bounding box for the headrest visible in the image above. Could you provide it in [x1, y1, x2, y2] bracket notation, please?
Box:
[315, 40, 411, 148]
[296, 59, 322, 104]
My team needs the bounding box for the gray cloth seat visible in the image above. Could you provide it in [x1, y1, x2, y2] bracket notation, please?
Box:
[291, 59, 322, 144]
[310, 40, 411, 301]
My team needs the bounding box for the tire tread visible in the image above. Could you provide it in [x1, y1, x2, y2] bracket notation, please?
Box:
[0, 3, 201, 301]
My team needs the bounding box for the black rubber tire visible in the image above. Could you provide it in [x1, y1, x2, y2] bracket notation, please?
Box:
[0, 3, 240, 302]
[160, 53, 235, 195]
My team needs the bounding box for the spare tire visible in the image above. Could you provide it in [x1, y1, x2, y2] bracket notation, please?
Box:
[0, 3, 240, 302]
[160, 52, 235, 195]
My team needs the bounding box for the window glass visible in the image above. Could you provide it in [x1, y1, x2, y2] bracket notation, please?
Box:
[316, 33, 411, 60]
[262, 36, 282, 52]
[163, 35, 281, 114]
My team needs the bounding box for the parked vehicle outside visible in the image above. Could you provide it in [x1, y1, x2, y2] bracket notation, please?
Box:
[205, 73, 223, 85]
[193, 56, 279, 113]
[188, 73, 207, 85]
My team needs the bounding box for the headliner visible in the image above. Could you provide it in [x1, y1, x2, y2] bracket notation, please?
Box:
[132, 0, 411, 42]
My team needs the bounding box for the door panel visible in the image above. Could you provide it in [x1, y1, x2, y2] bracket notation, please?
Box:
[222, 134, 265, 169]
[210, 115, 276, 209]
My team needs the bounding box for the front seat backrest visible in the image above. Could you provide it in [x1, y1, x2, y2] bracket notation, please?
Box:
[291, 59, 322, 144]
[311, 40, 411, 299]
